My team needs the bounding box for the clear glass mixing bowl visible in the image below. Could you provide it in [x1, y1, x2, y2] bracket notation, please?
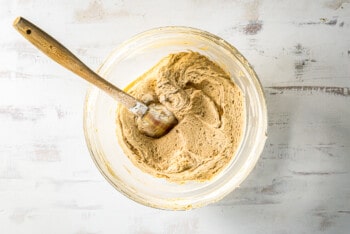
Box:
[83, 27, 267, 210]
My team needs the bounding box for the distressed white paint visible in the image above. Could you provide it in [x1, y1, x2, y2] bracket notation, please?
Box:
[0, 0, 350, 233]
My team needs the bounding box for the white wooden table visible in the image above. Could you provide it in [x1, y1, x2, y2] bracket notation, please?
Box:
[1, 1, 349, 233]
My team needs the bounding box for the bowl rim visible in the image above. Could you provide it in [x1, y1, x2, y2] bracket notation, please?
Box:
[83, 26, 268, 210]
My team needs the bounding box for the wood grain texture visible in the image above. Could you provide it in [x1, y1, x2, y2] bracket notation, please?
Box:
[0, 0, 349, 233]
[12, 17, 143, 112]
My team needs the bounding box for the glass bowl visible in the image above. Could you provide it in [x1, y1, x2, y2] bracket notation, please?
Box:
[83, 27, 267, 210]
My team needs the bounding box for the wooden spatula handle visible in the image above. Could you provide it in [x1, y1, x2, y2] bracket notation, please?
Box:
[13, 17, 147, 116]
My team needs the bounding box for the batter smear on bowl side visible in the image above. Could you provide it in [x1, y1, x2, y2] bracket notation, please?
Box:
[116, 52, 244, 183]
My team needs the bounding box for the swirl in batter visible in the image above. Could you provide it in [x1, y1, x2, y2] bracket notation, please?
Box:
[116, 52, 244, 183]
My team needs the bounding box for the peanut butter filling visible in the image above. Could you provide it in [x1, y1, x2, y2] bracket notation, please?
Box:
[116, 52, 244, 183]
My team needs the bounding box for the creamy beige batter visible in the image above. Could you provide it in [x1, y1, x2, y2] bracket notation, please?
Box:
[116, 52, 244, 183]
